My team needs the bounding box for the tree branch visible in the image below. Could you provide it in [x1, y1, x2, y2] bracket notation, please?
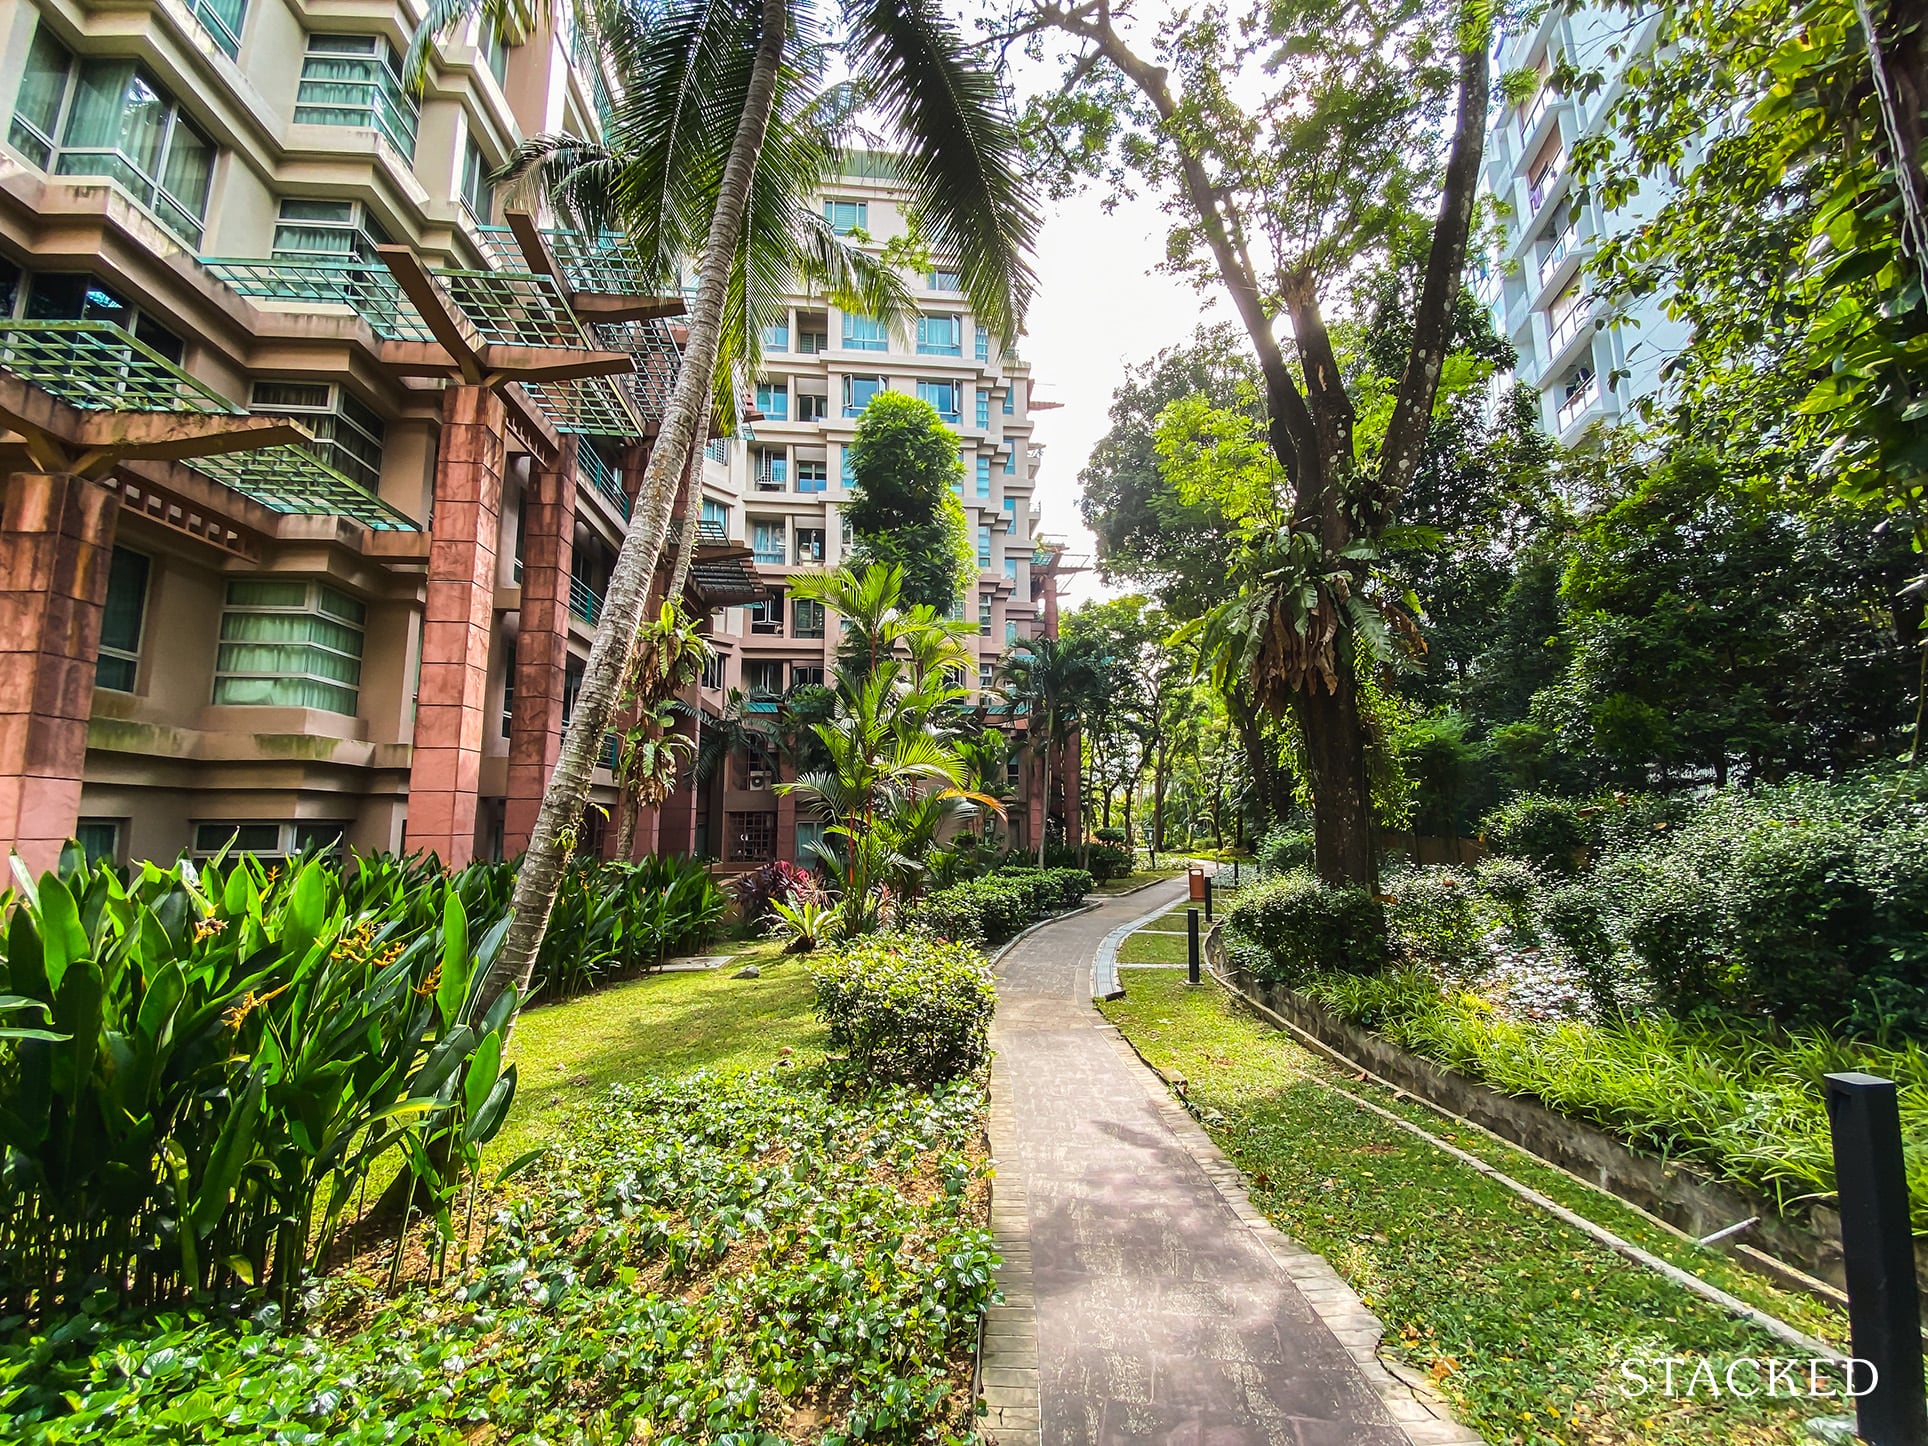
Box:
[1378, 24, 1490, 506]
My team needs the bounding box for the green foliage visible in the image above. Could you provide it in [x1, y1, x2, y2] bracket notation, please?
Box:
[1295, 964, 1928, 1229]
[1539, 879, 1620, 1015]
[1224, 870, 1391, 980]
[0, 848, 519, 1320]
[1079, 841, 1133, 883]
[904, 867, 1091, 945]
[1255, 824, 1313, 877]
[810, 935, 994, 1085]
[532, 855, 724, 998]
[1381, 867, 1482, 976]
[1, 1067, 996, 1442]
[1478, 794, 1588, 875]
[844, 392, 973, 612]
[1472, 856, 1542, 935]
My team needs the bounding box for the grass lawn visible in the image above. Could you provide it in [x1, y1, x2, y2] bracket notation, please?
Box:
[1116, 926, 1194, 964]
[492, 938, 825, 1164]
[1101, 970, 1855, 1446]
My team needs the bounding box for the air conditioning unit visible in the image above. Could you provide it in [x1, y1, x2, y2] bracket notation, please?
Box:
[747, 770, 772, 790]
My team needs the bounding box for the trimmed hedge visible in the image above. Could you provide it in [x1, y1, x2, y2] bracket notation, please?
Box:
[1224, 869, 1391, 981]
[811, 934, 995, 1084]
[905, 867, 1093, 946]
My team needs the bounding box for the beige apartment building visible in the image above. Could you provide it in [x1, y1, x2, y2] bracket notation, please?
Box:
[0, 0, 1068, 872]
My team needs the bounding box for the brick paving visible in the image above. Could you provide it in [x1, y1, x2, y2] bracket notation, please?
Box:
[981, 878, 1482, 1446]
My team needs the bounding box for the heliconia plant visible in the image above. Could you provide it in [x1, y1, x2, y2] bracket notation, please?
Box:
[0, 845, 521, 1322]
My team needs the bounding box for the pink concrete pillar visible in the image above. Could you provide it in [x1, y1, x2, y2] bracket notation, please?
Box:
[503, 446, 576, 856]
[0, 472, 117, 875]
[405, 387, 505, 867]
[774, 757, 798, 863]
[656, 701, 701, 857]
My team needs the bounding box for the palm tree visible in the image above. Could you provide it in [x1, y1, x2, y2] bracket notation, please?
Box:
[466, 0, 1037, 1009]
[995, 636, 1101, 865]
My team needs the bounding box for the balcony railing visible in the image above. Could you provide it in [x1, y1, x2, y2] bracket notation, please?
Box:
[1527, 159, 1564, 215]
[294, 70, 420, 162]
[599, 732, 621, 771]
[1519, 85, 1553, 139]
[1537, 230, 1578, 291]
[569, 576, 603, 625]
[577, 438, 630, 519]
[1546, 297, 1590, 353]
[1556, 375, 1600, 431]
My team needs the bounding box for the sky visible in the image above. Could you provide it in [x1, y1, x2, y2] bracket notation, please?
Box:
[1016, 183, 1227, 608]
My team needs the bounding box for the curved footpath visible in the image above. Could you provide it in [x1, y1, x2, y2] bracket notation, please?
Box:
[981, 876, 1481, 1446]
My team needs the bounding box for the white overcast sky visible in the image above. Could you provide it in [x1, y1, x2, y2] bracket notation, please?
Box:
[1019, 187, 1225, 607]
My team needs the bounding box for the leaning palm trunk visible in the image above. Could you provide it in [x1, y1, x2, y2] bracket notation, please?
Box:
[1036, 715, 1053, 867]
[480, 0, 787, 1012]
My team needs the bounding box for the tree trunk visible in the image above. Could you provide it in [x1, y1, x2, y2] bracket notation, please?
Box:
[613, 773, 639, 859]
[1035, 720, 1052, 865]
[665, 447, 704, 603]
[1291, 644, 1376, 886]
[480, 0, 787, 1014]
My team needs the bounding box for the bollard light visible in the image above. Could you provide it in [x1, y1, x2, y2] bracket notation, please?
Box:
[1826, 1072, 1927, 1446]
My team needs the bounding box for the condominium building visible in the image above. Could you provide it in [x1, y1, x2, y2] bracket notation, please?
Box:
[0, 2, 1064, 873]
[1477, 3, 1690, 444]
[686, 159, 1066, 867]
[0, 0, 770, 871]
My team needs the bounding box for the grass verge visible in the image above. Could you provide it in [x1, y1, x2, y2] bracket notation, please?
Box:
[1117, 927, 1194, 964]
[1092, 867, 1186, 894]
[1101, 969, 1855, 1446]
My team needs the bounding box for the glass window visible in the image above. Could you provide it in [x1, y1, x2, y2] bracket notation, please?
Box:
[745, 660, 784, 695]
[250, 381, 385, 492]
[75, 818, 121, 865]
[296, 34, 418, 160]
[213, 579, 365, 714]
[752, 447, 786, 488]
[916, 379, 959, 420]
[976, 389, 990, 428]
[26, 272, 184, 363]
[979, 599, 992, 629]
[1004, 555, 1017, 581]
[1006, 620, 1018, 644]
[751, 519, 785, 565]
[25, 46, 218, 246]
[841, 312, 888, 352]
[823, 199, 867, 235]
[798, 326, 827, 354]
[501, 637, 514, 738]
[478, 19, 509, 86]
[791, 662, 826, 687]
[726, 810, 776, 861]
[796, 459, 828, 493]
[1002, 387, 1015, 415]
[461, 136, 493, 222]
[843, 375, 883, 416]
[761, 320, 788, 351]
[978, 661, 995, 688]
[704, 437, 728, 462]
[976, 457, 991, 498]
[975, 325, 990, 361]
[794, 527, 826, 563]
[840, 447, 855, 487]
[700, 497, 730, 529]
[794, 599, 827, 639]
[1004, 450, 1016, 475]
[928, 268, 960, 291]
[755, 381, 788, 419]
[797, 392, 826, 421]
[272, 198, 389, 260]
[977, 525, 992, 567]
[97, 546, 149, 691]
[916, 313, 961, 356]
[562, 658, 583, 724]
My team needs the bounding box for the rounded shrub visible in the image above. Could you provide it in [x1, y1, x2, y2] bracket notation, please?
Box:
[1474, 855, 1543, 934]
[1479, 794, 1589, 875]
[1081, 841, 1133, 883]
[1382, 867, 1482, 976]
[1224, 870, 1391, 981]
[810, 934, 995, 1085]
[1539, 879, 1620, 1013]
[1256, 824, 1313, 877]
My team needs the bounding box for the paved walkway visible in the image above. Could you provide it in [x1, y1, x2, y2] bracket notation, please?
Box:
[982, 878, 1480, 1446]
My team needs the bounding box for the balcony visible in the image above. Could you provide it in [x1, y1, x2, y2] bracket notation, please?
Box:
[569, 576, 603, 625]
[1527, 159, 1564, 216]
[577, 438, 629, 519]
[1546, 297, 1591, 354]
[1537, 230, 1582, 292]
[1518, 86, 1554, 141]
[1556, 374, 1600, 431]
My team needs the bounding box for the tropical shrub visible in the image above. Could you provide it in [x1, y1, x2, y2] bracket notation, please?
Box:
[531, 855, 724, 999]
[1093, 827, 1128, 845]
[1081, 840, 1133, 882]
[1224, 870, 1391, 980]
[1478, 794, 1588, 874]
[0, 848, 518, 1321]
[1255, 824, 1314, 877]
[811, 935, 995, 1084]
[1474, 856, 1543, 934]
[1382, 867, 1482, 976]
[1539, 879, 1620, 1013]
[0, 1068, 998, 1442]
[906, 868, 1091, 944]
[725, 859, 816, 927]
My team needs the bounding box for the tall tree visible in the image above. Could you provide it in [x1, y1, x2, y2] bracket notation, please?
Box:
[845, 390, 974, 612]
[1001, 0, 1493, 885]
[471, 0, 1038, 1009]
[995, 634, 1101, 863]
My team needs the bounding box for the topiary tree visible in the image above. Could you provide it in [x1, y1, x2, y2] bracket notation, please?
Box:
[845, 391, 974, 614]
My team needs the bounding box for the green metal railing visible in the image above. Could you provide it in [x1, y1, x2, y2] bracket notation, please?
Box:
[201, 258, 435, 342]
[569, 575, 603, 625]
[0, 321, 417, 531]
[576, 437, 629, 518]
